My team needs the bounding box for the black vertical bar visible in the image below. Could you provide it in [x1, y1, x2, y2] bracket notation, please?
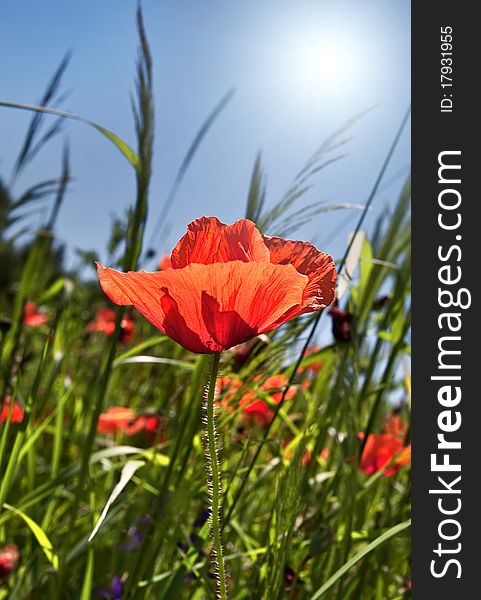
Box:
[412, 3, 477, 597]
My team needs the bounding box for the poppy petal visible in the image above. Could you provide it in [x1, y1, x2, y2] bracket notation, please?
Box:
[171, 216, 269, 268]
[360, 434, 410, 476]
[97, 260, 308, 353]
[263, 236, 336, 310]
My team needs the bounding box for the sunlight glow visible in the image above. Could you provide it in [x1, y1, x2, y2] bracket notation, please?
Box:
[283, 32, 364, 98]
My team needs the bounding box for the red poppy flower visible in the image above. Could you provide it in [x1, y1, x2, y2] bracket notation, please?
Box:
[97, 407, 136, 435]
[86, 308, 135, 343]
[23, 301, 49, 328]
[86, 308, 116, 336]
[158, 254, 172, 270]
[383, 413, 408, 437]
[97, 407, 162, 443]
[0, 544, 20, 580]
[214, 375, 243, 413]
[360, 433, 411, 476]
[124, 413, 163, 444]
[240, 374, 296, 425]
[0, 397, 24, 424]
[96, 217, 336, 354]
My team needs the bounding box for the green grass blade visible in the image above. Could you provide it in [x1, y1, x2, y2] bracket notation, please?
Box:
[310, 519, 411, 599]
[0, 101, 139, 169]
[3, 503, 60, 570]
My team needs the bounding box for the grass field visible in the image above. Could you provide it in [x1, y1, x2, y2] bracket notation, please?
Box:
[0, 8, 411, 599]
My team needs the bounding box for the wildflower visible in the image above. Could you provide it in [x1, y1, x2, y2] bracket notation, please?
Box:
[158, 254, 172, 270]
[97, 217, 336, 354]
[23, 301, 49, 328]
[360, 433, 411, 476]
[328, 303, 352, 342]
[0, 544, 19, 580]
[0, 397, 24, 424]
[97, 575, 123, 599]
[215, 375, 243, 414]
[240, 374, 296, 425]
[383, 413, 408, 437]
[128, 413, 163, 444]
[97, 407, 136, 435]
[284, 565, 302, 598]
[86, 308, 135, 343]
[119, 516, 150, 553]
[97, 407, 161, 442]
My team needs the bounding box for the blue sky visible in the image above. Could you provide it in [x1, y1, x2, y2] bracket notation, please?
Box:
[0, 1, 410, 273]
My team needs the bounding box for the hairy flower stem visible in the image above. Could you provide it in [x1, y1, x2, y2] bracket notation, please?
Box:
[203, 352, 228, 600]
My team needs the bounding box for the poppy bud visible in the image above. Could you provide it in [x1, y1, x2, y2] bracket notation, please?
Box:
[328, 304, 353, 342]
[0, 544, 20, 580]
[23, 301, 49, 328]
[229, 334, 270, 368]
[373, 295, 390, 310]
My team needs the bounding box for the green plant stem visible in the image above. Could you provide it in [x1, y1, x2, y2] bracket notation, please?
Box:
[204, 352, 228, 600]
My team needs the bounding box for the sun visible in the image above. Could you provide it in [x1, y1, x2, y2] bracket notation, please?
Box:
[282, 31, 363, 99]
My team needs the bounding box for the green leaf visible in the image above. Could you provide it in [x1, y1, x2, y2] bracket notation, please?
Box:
[113, 335, 167, 364]
[88, 460, 145, 542]
[113, 355, 195, 370]
[36, 277, 66, 305]
[359, 237, 374, 297]
[3, 503, 60, 570]
[338, 231, 365, 301]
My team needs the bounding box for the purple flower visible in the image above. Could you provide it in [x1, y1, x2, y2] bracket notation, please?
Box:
[97, 575, 123, 599]
[118, 515, 150, 553]
[118, 527, 144, 553]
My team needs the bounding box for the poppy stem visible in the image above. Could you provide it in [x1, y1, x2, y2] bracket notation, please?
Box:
[203, 351, 228, 600]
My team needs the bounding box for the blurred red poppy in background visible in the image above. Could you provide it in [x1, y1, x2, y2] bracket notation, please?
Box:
[23, 301, 49, 328]
[97, 407, 162, 443]
[0, 397, 24, 424]
[0, 544, 20, 580]
[240, 374, 296, 425]
[158, 254, 172, 270]
[97, 217, 336, 354]
[383, 413, 408, 437]
[86, 308, 135, 343]
[360, 433, 411, 476]
[215, 375, 243, 407]
[97, 407, 137, 435]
